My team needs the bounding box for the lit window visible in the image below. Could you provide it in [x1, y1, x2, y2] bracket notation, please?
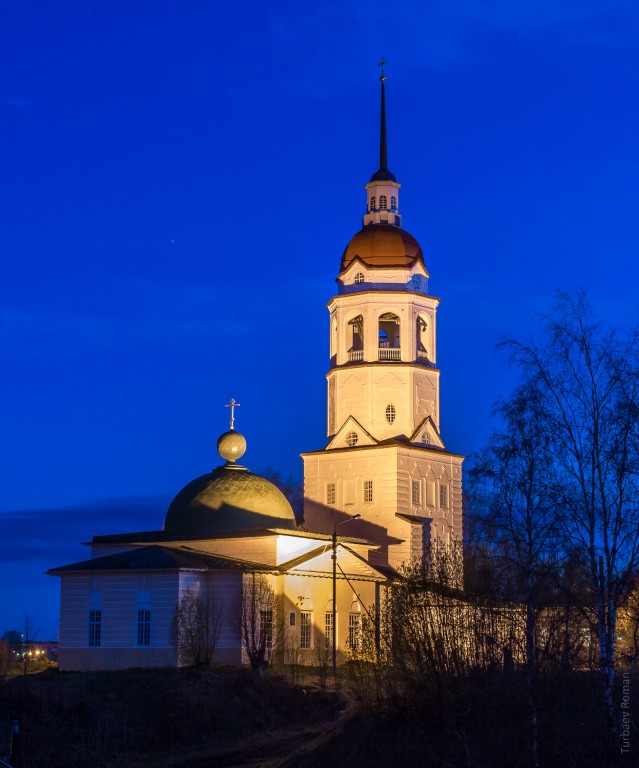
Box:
[349, 612, 362, 651]
[326, 483, 336, 505]
[412, 480, 421, 505]
[300, 611, 312, 649]
[390, 195, 397, 210]
[364, 480, 373, 503]
[370, 196, 376, 210]
[137, 609, 151, 647]
[379, 195, 387, 210]
[440, 484, 449, 508]
[260, 609, 273, 649]
[325, 611, 334, 650]
[346, 431, 358, 447]
[88, 610, 102, 647]
[385, 404, 396, 424]
[354, 272, 365, 284]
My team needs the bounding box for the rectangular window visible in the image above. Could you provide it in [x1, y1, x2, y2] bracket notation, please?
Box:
[289, 612, 296, 627]
[412, 480, 421, 505]
[300, 611, 312, 649]
[260, 609, 273, 649]
[363, 480, 373, 503]
[348, 613, 362, 651]
[88, 610, 102, 647]
[326, 483, 336, 506]
[439, 484, 449, 508]
[137, 609, 151, 646]
[325, 611, 334, 650]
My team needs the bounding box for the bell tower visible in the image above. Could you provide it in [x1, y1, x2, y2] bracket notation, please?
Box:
[302, 69, 464, 569]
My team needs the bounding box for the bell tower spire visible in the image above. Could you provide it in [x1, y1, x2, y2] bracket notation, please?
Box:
[364, 60, 402, 227]
[301, 70, 464, 570]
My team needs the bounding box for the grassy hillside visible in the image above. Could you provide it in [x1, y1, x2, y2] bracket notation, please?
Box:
[0, 667, 636, 767]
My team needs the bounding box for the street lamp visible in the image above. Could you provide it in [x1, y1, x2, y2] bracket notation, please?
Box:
[332, 513, 361, 679]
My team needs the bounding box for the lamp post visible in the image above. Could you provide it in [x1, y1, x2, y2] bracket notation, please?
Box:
[332, 514, 361, 680]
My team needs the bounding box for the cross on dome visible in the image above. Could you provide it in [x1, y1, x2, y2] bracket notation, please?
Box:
[225, 398, 241, 431]
[378, 56, 388, 81]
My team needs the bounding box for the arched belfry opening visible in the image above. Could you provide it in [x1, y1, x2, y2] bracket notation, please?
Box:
[378, 313, 400, 360]
[348, 315, 364, 362]
[416, 315, 429, 363]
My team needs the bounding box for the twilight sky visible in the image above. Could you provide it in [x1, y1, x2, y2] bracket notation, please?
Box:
[1, 1, 638, 638]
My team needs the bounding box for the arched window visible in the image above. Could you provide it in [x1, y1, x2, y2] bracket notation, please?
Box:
[386, 404, 396, 423]
[379, 195, 387, 210]
[421, 431, 430, 445]
[346, 431, 358, 447]
[390, 195, 397, 210]
[416, 316, 428, 362]
[354, 272, 365, 284]
[348, 315, 364, 362]
[370, 196, 376, 211]
[379, 312, 400, 359]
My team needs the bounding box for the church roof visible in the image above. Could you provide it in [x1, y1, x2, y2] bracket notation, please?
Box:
[47, 545, 275, 574]
[339, 225, 425, 273]
[163, 428, 297, 535]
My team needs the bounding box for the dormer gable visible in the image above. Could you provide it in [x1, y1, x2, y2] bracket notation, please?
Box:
[410, 415, 445, 449]
[327, 415, 378, 450]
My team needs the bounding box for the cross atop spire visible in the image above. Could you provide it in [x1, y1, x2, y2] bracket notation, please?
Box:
[225, 398, 240, 431]
[370, 59, 396, 183]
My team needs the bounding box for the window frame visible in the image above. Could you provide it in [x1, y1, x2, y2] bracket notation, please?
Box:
[412, 480, 421, 506]
[137, 609, 151, 647]
[363, 480, 373, 503]
[348, 612, 362, 651]
[324, 611, 335, 650]
[88, 609, 102, 648]
[300, 610, 312, 650]
[260, 609, 274, 649]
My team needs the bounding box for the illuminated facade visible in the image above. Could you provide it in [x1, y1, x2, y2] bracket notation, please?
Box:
[50, 429, 385, 671]
[49, 74, 464, 671]
[302, 73, 464, 568]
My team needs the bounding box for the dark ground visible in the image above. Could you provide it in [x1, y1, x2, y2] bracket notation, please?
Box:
[0, 667, 637, 767]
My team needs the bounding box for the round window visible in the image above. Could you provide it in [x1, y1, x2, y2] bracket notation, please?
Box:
[386, 404, 396, 424]
[346, 431, 359, 447]
[354, 272, 365, 284]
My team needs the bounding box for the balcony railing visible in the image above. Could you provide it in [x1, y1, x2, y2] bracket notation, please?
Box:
[379, 347, 401, 361]
[348, 350, 364, 362]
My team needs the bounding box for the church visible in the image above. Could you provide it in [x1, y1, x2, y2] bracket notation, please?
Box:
[49, 71, 464, 671]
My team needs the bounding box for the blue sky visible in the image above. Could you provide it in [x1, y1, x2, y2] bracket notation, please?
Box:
[1, 1, 638, 638]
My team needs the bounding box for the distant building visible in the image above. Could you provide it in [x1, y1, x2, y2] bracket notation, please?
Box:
[49, 71, 464, 671]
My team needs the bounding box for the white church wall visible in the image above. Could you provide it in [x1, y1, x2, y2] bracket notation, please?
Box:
[58, 571, 180, 671]
[206, 571, 243, 664]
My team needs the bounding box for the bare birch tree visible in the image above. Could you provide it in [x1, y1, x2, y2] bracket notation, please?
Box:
[504, 292, 639, 715]
[468, 384, 562, 768]
[468, 384, 565, 665]
[240, 573, 277, 675]
[171, 584, 223, 667]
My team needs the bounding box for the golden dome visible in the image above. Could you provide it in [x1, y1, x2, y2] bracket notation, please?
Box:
[163, 464, 296, 534]
[340, 225, 425, 273]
